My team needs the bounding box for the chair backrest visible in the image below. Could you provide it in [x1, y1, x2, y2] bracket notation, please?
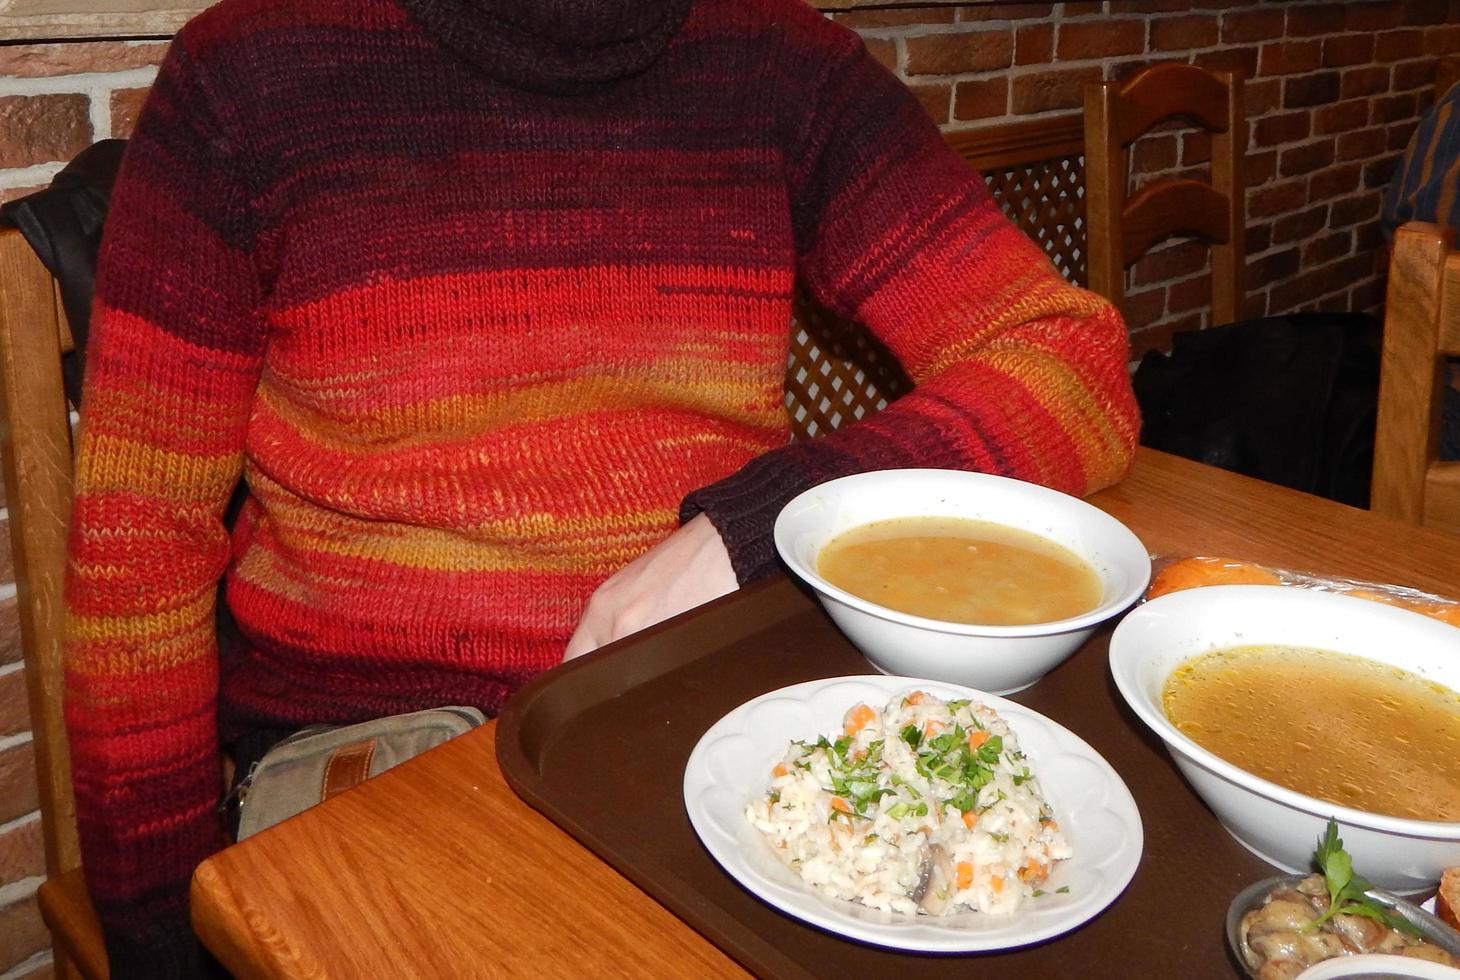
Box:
[1082, 63, 1245, 326]
[785, 113, 1087, 439]
[0, 226, 80, 880]
[1371, 221, 1460, 534]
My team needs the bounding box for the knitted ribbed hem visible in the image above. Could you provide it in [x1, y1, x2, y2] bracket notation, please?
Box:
[680, 451, 817, 585]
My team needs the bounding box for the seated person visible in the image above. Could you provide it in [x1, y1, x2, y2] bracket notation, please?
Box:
[1381, 76, 1460, 460]
[63, 0, 1139, 975]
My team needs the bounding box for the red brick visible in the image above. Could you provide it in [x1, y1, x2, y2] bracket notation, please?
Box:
[1375, 29, 1424, 61]
[905, 30, 1013, 75]
[1336, 127, 1388, 161]
[835, 8, 955, 28]
[1345, 2, 1405, 32]
[1248, 179, 1308, 217]
[1010, 66, 1102, 114]
[1131, 239, 1210, 287]
[0, 669, 30, 737]
[1222, 9, 1284, 44]
[1015, 23, 1053, 66]
[1131, 133, 1179, 175]
[1340, 65, 1390, 99]
[1272, 203, 1330, 243]
[1310, 162, 1364, 200]
[953, 77, 1008, 121]
[1370, 92, 1419, 124]
[1287, 4, 1347, 37]
[1194, 47, 1258, 80]
[1403, 0, 1452, 26]
[0, 94, 91, 169]
[0, 742, 38, 824]
[1254, 111, 1311, 147]
[1350, 277, 1387, 313]
[1303, 229, 1355, 266]
[1063, 2, 1104, 15]
[1364, 156, 1399, 188]
[0, 815, 43, 884]
[1392, 59, 1438, 92]
[1246, 150, 1278, 187]
[1245, 78, 1282, 116]
[1280, 138, 1336, 177]
[0, 895, 50, 972]
[1247, 247, 1301, 289]
[0, 596, 18, 667]
[1057, 20, 1145, 60]
[1330, 190, 1382, 227]
[1183, 131, 1212, 166]
[109, 87, 149, 139]
[0, 40, 166, 77]
[1322, 34, 1376, 68]
[1285, 73, 1341, 109]
[1151, 15, 1219, 52]
[1110, 0, 1191, 12]
[1167, 273, 1212, 314]
[955, 4, 1054, 21]
[1355, 222, 1385, 253]
[907, 83, 952, 124]
[1314, 99, 1370, 136]
[1424, 24, 1460, 55]
[1121, 286, 1170, 331]
[1246, 222, 1273, 255]
[1388, 119, 1421, 152]
[1258, 40, 1321, 77]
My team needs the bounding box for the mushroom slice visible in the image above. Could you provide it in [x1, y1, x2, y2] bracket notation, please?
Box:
[912, 844, 957, 915]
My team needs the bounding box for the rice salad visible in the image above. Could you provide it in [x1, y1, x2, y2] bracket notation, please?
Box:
[745, 690, 1072, 917]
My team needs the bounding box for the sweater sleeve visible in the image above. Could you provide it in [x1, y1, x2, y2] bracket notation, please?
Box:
[63, 28, 266, 979]
[683, 33, 1140, 584]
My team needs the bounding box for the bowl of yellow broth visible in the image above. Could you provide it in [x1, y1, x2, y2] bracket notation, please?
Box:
[772, 469, 1151, 694]
[1109, 585, 1460, 894]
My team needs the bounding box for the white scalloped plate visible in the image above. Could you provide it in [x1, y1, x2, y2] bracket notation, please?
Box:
[683, 675, 1143, 953]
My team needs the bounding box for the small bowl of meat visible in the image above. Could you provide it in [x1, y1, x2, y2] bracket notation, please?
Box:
[1227, 874, 1460, 979]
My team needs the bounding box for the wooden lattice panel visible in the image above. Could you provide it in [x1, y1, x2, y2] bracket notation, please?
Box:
[984, 155, 1088, 287]
[785, 290, 911, 442]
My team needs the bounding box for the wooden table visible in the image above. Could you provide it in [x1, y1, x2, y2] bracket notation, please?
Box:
[190, 449, 1460, 979]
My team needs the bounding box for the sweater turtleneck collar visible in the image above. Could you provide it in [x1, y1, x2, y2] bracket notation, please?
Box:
[400, 0, 692, 94]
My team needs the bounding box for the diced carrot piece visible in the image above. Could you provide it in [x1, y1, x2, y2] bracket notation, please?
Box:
[844, 704, 877, 735]
[831, 797, 852, 814]
[967, 730, 990, 750]
[956, 862, 974, 890]
[772, 763, 788, 778]
[905, 691, 926, 705]
[991, 875, 1004, 894]
[962, 811, 976, 830]
[1020, 862, 1050, 886]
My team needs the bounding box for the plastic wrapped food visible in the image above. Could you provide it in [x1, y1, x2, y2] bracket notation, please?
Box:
[1147, 556, 1460, 628]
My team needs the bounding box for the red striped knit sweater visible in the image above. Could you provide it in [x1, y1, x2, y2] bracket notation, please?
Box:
[64, 0, 1138, 973]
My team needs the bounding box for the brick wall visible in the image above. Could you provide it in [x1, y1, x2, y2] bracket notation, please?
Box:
[0, 3, 1456, 976]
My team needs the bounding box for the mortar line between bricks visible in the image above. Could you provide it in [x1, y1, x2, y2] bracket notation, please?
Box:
[0, 949, 52, 980]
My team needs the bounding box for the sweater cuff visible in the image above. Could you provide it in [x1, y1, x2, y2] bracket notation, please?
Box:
[680, 451, 819, 585]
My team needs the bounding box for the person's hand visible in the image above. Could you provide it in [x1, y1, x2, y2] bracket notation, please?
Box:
[563, 513, 737, 660]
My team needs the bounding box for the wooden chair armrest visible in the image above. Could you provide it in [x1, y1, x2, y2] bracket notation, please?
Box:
[38, 868, 109, 980]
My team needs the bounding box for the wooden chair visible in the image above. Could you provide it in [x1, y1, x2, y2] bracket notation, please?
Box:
[1082, 63, 1245, 327]
[0, 226, 107, 979]
[786, 113, 1088, 437]
[1370, 222, 1460, 535]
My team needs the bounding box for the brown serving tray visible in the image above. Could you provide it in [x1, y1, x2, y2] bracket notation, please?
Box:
[496, 575, 1274, 978]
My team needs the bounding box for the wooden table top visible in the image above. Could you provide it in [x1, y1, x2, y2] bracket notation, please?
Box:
[190, 449, 1460, 979]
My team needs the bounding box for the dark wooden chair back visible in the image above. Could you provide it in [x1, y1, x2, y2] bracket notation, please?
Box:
[1371, 222, 1460, 535]
[0, 225, 106, 979]
[785, 113, 1087, 439]
[1082, 63, 1245, 326]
